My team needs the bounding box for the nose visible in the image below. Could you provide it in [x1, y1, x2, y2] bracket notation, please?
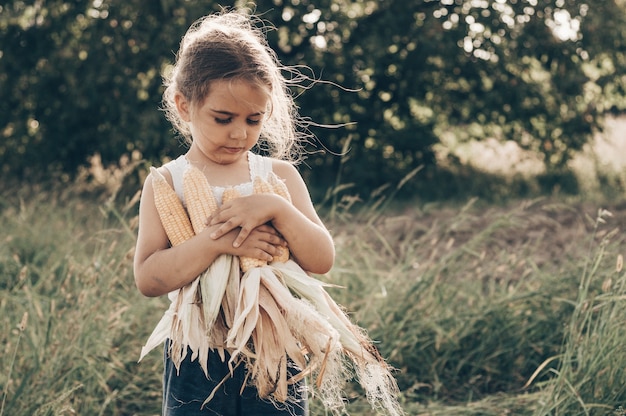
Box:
[230, 125, 247, 140]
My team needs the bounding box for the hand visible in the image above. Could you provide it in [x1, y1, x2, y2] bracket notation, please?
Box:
[217, 224, 286, 262]
[207, 194, 283, 247]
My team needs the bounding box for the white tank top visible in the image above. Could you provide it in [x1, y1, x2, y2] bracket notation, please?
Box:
[162, 151, 273, 207]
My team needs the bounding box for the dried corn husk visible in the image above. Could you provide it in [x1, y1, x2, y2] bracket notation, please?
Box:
[273, 260, 404, 416]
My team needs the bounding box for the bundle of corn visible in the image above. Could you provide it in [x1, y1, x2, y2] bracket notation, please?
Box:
[140, 167, 234, 377]
[141, 165, 404, 416]
[202, 178, 342, 406]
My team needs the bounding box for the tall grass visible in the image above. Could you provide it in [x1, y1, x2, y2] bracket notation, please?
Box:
[322, 193, 625, 415]
[1, 172, 625, 415]
[533, 210, 626, 415]
[0, 181, 164, 415]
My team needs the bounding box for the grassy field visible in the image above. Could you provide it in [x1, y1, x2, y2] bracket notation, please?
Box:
[1, 168, 625, 415]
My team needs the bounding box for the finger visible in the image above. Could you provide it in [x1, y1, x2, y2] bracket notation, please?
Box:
[208, 211, 225, 226]
[250, 228, 285, 246]
[255, 224, 277, 235]
[209, 219, 240, 240]
[255, 225, 287, 245]
[251, 249, 273, 263]
[260, 243, 283, 260]
[232, 226, 254, 248]
[207, 204, 232, 226]
[262, 247, 276, 262]
[265, 233, 286, 247]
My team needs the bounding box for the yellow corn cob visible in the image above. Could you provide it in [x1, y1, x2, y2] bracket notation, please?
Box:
[273, 246, 290, 264]
[239, 252, 267, 272]
[150, 167, 194, 246]
[268, 172, 292, 203]
[221, 186, 240, 204]
[252, 175, 273, 195]
[183, 166, 218, 234]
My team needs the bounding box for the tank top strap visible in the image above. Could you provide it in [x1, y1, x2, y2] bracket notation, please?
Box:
[162, 155, 189, 204]
[247, 151, 273, 180]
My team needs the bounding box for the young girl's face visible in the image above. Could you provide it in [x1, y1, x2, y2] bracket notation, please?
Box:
[177, 79, 269, 165]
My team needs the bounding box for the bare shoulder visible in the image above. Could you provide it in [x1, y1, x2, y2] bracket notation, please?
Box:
[269, 159, 322, 221]
[153, 165, 175, 185]
[139, 165, 175, 198]
[270, 159, 311, 194]
[270, 158, 300, 180]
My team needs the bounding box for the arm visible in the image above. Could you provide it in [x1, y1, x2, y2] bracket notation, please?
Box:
[133, 169, 286, 297]
[208, 160, 335, 274]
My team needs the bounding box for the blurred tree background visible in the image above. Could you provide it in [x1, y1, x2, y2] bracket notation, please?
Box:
[1, 0, 625, 199]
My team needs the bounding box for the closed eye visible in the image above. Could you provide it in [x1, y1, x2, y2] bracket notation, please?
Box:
[215, 118, 260, 125]
[215, 117, 232, 125]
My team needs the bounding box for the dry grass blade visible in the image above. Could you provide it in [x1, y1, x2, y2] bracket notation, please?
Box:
[523, 355, 561, 389]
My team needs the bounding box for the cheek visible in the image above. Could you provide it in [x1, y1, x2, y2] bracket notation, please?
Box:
[251, 125, 264, 138]
[192, 121, 222, 140]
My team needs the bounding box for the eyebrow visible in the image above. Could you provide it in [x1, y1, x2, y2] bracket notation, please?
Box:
[209, 109, 265, 117]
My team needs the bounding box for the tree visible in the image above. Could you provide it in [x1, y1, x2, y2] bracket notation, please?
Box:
[257, 0, 626, 194]
[1, 0, 625, 196]
[0, 0, 224, 179]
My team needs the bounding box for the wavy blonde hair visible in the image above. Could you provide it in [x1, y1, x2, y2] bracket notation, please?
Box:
[162, 9, 307, 162]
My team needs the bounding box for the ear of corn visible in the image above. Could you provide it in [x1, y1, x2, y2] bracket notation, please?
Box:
[148, 165, 229, 377]
[221, 258, 241, 329]
[222, 186, 241, 204]
[255, 176, 292, 264]
[252, 175, 273, 195]
[239, 254, 267, 273]
[268, 172, 292, 203]
[182, 166, 232, 349]
[150, 167, 194, 246]
[183, 165, 218, 234]
[272, 246, 290, 264]
[198, 256, 232, 344]
[226, 268, 261, 357]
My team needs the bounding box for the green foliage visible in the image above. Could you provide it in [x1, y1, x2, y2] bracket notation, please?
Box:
[0, 0, 225, 178]
[276, 0, 626, 194]
[1, 1, 626, 195]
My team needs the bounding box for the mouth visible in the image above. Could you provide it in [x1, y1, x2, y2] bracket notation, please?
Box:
[224, 147, 244, 154]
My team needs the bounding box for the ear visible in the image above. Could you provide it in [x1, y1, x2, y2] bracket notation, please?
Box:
[174, 92, 192, 122]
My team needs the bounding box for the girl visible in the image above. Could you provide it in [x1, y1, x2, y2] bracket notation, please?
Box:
[133, 9, 334, 416]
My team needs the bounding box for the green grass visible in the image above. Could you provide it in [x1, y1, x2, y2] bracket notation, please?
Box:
[1, 177, 625, 416]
